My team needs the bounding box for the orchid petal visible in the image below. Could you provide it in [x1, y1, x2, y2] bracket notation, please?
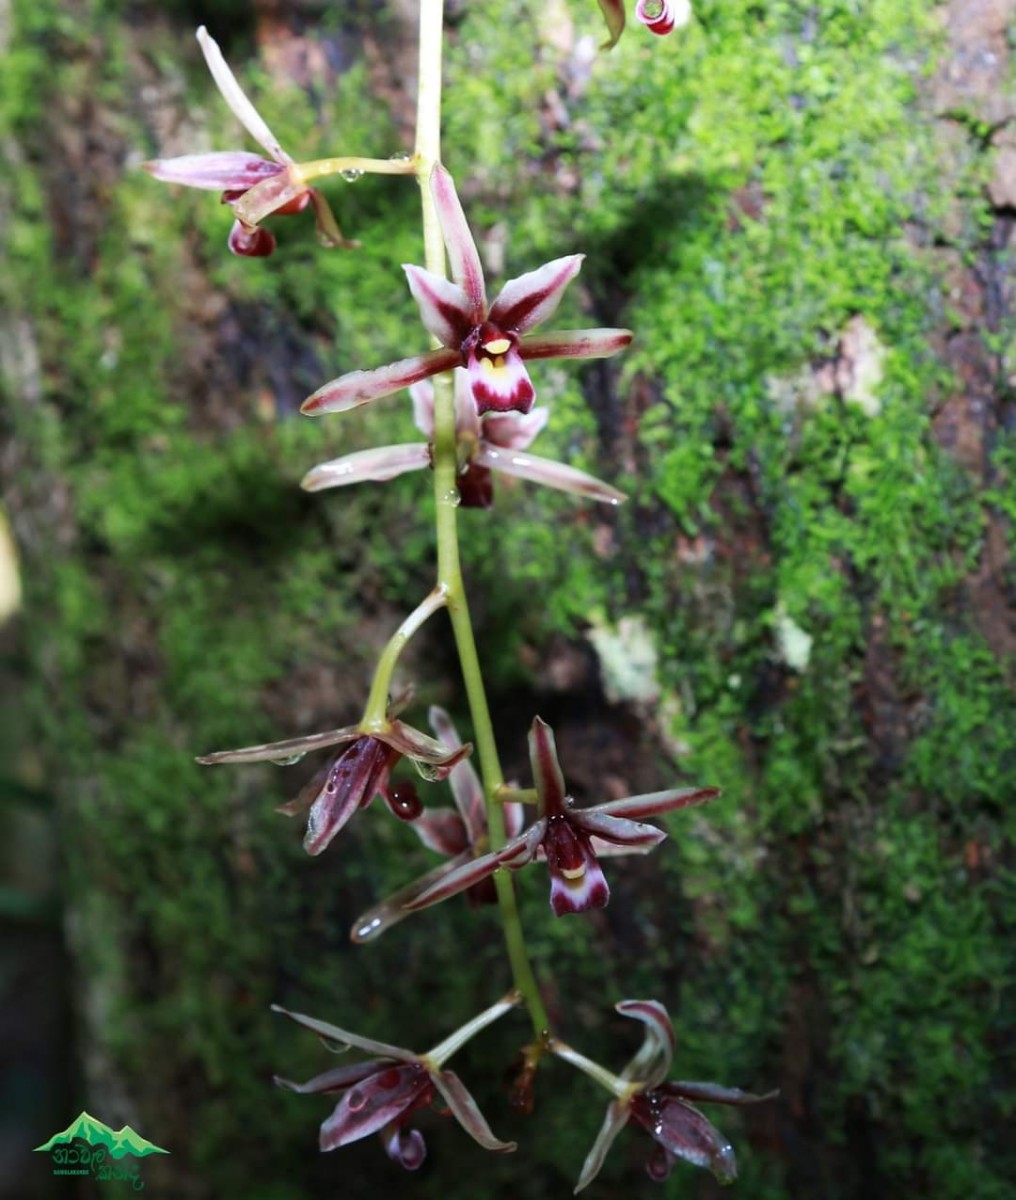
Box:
[350, 851, 475, 943]
[386, 720, 473, 772]
[480, 406, 548, 451]
[451, 369, 482, 440]
[227, 218, 276, 257]
[591, 786, 721, 821]
[629, 1093, 737, 1184]
[319, 1063, 432, 1151]
[528, 718, 567, 813]
[274, 1059, 390, 1094]
[232, 169, 307, 227]
[616, 999, 675, 1087]
[596, 0, 627, 49]
[475, 445, 626, 506]
[430, 1070, 516, 1153]
[429, 706, 486, 843]
[430, 164, 486, 318]
[409, 380, 435, 438]
[489, 255, 583, 336]
[271, 1004, 419, 1063]
[569, 809, 667, 849]
[302, 347, 461, 416]
[519, 328, 633, 361]
[547, 836, 610, 916]
[404, 265, 475, 348]
[635, 0, 691, 36]
[401, 846, 504, 912]
[668, 1081, 778, 1107]
[196, 26, 289, 162]
[574, 1100, 630, 1192]
[303, 739, 397, 856]
[301, 444, 431, 492]
[411, 807, 469, 856]
[309, 188, 358, 249]
[195, 725, 360, 765]
[142, 152, 281, 191]
[504, 800, 525, 840]
[381, 1122, 427, 1169]
[467, 345, 535, 416]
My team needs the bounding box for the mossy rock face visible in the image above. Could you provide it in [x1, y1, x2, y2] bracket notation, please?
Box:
[3, 1, 1011, 1198]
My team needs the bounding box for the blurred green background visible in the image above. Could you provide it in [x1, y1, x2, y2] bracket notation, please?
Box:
[1, 0, 1012, 1197]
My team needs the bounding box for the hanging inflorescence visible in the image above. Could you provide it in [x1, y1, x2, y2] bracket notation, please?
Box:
[144, 5, 774, 1189]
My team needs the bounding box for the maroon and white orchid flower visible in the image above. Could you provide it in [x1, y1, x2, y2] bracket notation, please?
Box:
[301, 164, 632, 419]
[635, 0, 692, 35]
[403, 717, 719, 918]
[351, 707, 525, 942]
[143, 27, 351, 256]
[273, 990, 520, 1169]
[597, 0, 692, 45]
[552, 999, 775, 1191]
[301, 369, 625, 509]
[196, 692, 470, 856]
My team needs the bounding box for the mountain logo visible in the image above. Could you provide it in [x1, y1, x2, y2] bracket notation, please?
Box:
[35, 1111, 168, 1187]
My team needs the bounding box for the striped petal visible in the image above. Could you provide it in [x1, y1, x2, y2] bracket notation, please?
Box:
[411, 808, 470, 856]
[274, 1059, 390, 1095]
[668, 1081, 778, 1107]
[430, 164, 487, 318]
[271, 1004, 419, 1062]
[196, 26, 289, 162]
[195, 725, 360, 765]
[616, 999, 675, 1087]
[350, 851, 475, 943]
[302, 347, 461, 416]
[232, 169, 308, 227]
[528, 718, 567, 814]
[629, 1092, 737, 1184]
[568, 808, 667, 849]
[431, 1071, 516, 1153]
[301, 444, 431, 492]
[575, 1100, 630, 1192]
[404, 266, 474, 348]
[519, 328, 633, 361]
[319, 1064, 432, 1151]
[429, 706, 487, 844]
[480, 406, 548, 451]
[591, 786, 720, 821]
[475, 445, 625, 506]
[142, 151, 281, 191]
[489, 255, 583, 336]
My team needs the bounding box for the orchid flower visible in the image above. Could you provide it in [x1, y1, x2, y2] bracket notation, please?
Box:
[301, 369, 625, 509]
[143, 27, 351, 256]
[635, 0, 692, 36]
[596, 0, 692, 46]
[196, 691, 470, 856]
[273, 991, 520, 1168]
[301, 164, 632, 418]
[552, 999, 775, 1191]
[350, 707, 525, 942]
[403, 717, 719, 917]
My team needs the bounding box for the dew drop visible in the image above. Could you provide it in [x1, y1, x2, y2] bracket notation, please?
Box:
[388, 151, 412, 162]
[270, 753, 306, 766]
[347, 1087, 366, 1111]
[440, 489, 462, 508]
[353, 915, 383, 942]
[340, 168, 364, 182]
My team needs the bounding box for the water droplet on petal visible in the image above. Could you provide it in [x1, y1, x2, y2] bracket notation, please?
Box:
[270, 753, 306, 766]
[347, 1087, 366, 1111]
[388, 151, 412, 162]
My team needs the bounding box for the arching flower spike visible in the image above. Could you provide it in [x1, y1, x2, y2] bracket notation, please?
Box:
[196, 691, 470, 856]
[273, 991, 520, 1169]
[301, 165, 632, 418]
[301, 369, 626, 509]
[403, 717, 720, 917]
[143, 27, 352, 256]
[553, 999, 775, 1191]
